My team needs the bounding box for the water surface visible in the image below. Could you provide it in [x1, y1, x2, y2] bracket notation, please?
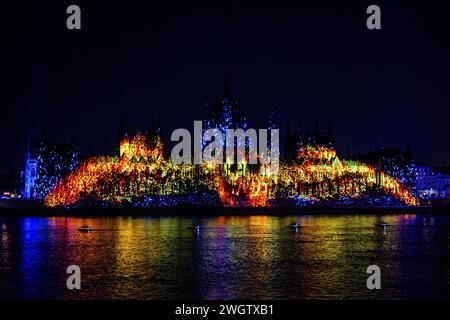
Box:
[0, 214, 449, 299]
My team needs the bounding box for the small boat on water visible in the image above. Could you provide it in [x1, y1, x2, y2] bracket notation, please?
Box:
[189, 225, 201, 230]
[375, 222, 390, 227]
[422, 218, 435, 226]
[287, 223, 301, 228]
[77, 225, 93, 232]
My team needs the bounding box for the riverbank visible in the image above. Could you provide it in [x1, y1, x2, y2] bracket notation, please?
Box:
[0, 202, 450, 216]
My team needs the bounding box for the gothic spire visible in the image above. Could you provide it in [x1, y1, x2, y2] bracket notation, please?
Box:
[26, 137, 31, 161]
[297, 113, 303, 135]
[284, 120, 293, 160]
[223, 71, 231, 98]
[315, 120, 320, 145]
[267, 111, 277, 129]
[286, 119, 291, 138]
[327, 114, 334, 147]
[119, 110, 127, 138]
[155, 112, 161, 135]
[405, 138, 412, 161]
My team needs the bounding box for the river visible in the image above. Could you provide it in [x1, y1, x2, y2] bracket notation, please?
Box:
[0, 214, 449, 299]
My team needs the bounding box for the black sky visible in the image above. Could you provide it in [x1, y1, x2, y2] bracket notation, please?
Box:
[1, 0, 449, 168]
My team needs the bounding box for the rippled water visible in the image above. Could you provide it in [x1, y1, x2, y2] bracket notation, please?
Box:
[0, 214, 449, 299]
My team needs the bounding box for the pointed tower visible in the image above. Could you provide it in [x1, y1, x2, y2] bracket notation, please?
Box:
[155, 112, 161, 136]
[201, 96, 209, 117]
[346, 145, 351, 159]
[294, 113, 304, 148]
[314, 120, 320, 146]
[327, 114, 335, 148]
[297, 114, 304, 135]
[119, 110, 127, 138]
[284, 120, 293, 160]
[405, 138, 412, 162]
[223, 71, 231, 99]
[267, 111, 277, 130]
[117, 111, 127, 156]
[24, 138, 38, 199]
[205, 73, 246, 131]
[26, 137, 30, 162]
[151, 113, 156, 131]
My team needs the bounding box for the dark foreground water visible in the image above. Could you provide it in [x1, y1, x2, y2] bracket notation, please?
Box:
[0, 214, 449, 299]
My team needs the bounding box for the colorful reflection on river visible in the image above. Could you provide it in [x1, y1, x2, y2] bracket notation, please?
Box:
[0, 214, 449, 299]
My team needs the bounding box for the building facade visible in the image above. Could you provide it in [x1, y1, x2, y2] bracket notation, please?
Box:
[415, 164, 450, 198]
[23, 141, 78, 200]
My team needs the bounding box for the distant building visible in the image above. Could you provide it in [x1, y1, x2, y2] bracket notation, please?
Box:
[0, 167, 21, 198]
[415, 164, 450, 198]
[434, 167, 450, 198]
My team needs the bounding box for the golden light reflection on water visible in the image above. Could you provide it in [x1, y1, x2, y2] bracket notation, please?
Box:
[0, 213, 448, 299]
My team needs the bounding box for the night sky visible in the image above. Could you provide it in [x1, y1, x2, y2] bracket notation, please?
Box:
[1, 0, 449, 169]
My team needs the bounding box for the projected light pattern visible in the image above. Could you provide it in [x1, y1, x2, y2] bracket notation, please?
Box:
[44, 133, 418, 207]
